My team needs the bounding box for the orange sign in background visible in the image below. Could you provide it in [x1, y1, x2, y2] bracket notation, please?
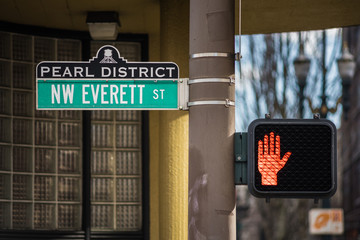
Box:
[309, 209, 344, 235]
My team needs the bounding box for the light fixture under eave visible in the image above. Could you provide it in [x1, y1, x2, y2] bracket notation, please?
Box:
[86, 11, 121, 40]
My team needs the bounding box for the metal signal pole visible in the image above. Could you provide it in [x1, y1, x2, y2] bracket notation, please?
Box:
[188, 0, 236, 239]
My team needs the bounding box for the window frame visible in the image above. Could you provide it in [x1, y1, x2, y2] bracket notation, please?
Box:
[0, 21, 149, 240]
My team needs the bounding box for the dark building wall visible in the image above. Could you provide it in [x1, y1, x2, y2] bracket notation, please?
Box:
[341, 26, 360, 239]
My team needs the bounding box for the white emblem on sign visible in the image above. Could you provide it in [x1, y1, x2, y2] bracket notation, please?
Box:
[100, 49, 117, 63]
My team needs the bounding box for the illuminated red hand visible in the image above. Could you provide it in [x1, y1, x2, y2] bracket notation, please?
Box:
[258, 132, 291, 185]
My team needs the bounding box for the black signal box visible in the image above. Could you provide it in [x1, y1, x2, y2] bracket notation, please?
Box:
[247, 118, 337, 199]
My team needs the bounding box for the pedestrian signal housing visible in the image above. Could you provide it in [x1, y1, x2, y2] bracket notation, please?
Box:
[247, 119, 337, 199]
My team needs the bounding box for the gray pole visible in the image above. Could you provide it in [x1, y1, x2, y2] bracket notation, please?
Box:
[188, 0, 236, 239]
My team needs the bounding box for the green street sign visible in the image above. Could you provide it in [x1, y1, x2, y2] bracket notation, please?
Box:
[37, 79, 179, 110]
[36, 45, 184, 110]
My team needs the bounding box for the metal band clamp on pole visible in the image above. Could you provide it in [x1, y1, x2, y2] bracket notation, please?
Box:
[190, 52, 234, 59]
[187, 99, 235, 108]
[188, 77, 235, 85]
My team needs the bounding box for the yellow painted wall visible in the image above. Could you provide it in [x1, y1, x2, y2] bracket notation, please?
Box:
[149, 0, 189, 239]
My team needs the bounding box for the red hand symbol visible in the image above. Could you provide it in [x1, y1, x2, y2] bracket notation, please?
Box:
[258, 132, 291, 185]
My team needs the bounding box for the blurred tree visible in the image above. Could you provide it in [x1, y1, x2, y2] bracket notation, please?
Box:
[236, 29, 342, 130]
[236, 29, 342, 240]
[340, 26, 360, 240]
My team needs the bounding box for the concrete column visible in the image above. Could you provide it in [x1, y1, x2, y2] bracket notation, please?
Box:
[189, 0, 236, 239]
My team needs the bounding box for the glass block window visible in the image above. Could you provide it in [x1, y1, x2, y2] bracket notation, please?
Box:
[90, 110, 142, 231]
[0, 32, 144, 236]
[0, 32, 82, 230]
[90, 42, 142, 232]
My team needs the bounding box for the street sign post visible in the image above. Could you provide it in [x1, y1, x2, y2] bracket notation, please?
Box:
[36, 45, 185, 110]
